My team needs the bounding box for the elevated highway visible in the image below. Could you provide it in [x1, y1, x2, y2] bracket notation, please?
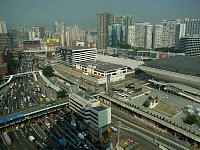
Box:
[0, 71, 41, 89]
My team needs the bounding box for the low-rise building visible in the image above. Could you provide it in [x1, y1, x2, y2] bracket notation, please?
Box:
[75, 61, 128, 84]
[139, 55, 200, 89]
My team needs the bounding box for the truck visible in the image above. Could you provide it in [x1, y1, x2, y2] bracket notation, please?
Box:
[2, 132, 12, 145]
[29, 136, 36, 142]
[78, 133, 84, 140]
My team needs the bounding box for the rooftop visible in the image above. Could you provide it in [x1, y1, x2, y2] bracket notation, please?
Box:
[168, 83, 200, 96]
[75, 91, 97, 103]
[93, 105, 107, 112]
[97, 54, 144, 70]
[142, 55, 200, 77]
[79, 60, 126, 72]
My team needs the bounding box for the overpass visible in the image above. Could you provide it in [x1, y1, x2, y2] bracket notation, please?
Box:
[0, 71, 42, 89]
[20, 49, 56, 53]
[0, 99, 69, 129]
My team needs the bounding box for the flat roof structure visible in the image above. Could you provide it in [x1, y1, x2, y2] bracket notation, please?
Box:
[139, 56, 200, 89]
[142, 55, 200, 77]
[168, 83, 200, 95]
[93, 105, 107, 112]
[97, 55, 144, 70]
[79, 61, 126, 72]
[75, 91, 98, 103]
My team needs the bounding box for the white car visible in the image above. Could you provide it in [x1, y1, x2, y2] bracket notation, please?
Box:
[82, 132, 87, 136]
[84, 144, 89, 149]
[71, 121, 76, 127]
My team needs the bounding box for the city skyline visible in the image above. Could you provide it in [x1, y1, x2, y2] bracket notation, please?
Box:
[0, 0, 200, 28]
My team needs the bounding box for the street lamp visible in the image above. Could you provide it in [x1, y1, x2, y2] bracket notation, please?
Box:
[117, 121, 122, 145]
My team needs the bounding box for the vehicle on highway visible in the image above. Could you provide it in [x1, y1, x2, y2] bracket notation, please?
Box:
[111, 126, 118, 132]
[29, 135, 36, 142]
[2, 132, 12, 145]
[45, 120, 51, 128]
[78, 133, 84, 140]
[71, 120, 76, 127]
[41, 94, 46, 98]
[84, 144, 89, 149]
[58, 115, 64, 121]
[59, 110, 65, 116]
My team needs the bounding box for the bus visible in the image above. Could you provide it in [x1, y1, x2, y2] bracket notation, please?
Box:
[59, 110, 65, 116]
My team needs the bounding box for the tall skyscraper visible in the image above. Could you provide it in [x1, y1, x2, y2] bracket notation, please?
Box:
[0, 21, 7, 33]
[153, 25, 163, 48]
[113, 15, 134, 44]
[175, 23, 186, 50]
[134, 22, 150, 48]
[113, 15, 133, 26]
[183, 18, 200, 36]
[29, 26, 40, 40]
[108, 24, 124, 46]
[39, 27, 45, 39]
[54, 21, 65, 34]
[144, 24, 153, 49]
[97, 12, 112, 50]
[161, 19, 180, 48]
[128, 25, 135, 47]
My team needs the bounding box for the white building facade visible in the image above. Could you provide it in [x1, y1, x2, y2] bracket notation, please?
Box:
[144, 24, 153, 49]
[153, 25, 163, 48]
[128, 25, 135, 47]
[0, 21, 7, 33]
[69, 90, 111, 134]
[56, 48, 97, 66]
[134, 22, 150, 48]
[29, 26, 41, 41]
[75, 61, 128, 85]
[161, 20, 180, 47]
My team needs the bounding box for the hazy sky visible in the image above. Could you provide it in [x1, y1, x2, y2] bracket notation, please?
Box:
[0, 0, 200, 29]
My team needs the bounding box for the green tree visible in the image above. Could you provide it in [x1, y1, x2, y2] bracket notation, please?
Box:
[42, 66, 54, 77]
[143, 100, 150, 107]
[57, 89, 67, 98]
[184, 115, 198, 125]
[148, 96, 153, 101]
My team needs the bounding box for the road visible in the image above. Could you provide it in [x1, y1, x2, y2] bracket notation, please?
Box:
[112, 114, 192, 150]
